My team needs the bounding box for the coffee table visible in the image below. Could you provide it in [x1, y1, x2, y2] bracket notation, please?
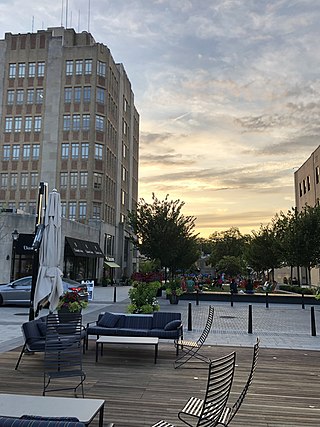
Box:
[95, 336, 159, 364]
[0, 393, 105, 427]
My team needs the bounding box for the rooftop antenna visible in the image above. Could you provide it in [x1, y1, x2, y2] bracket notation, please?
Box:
[78, 9, 81, 32]
[60, 0, 64, 26]
[88, 0, 91, 32]
[31, 16, 34, 33]
[70, 10, 72, 28]
[66, 0, 68, 28]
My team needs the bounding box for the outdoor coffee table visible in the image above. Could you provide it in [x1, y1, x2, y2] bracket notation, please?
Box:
[95, 336, 159, 364]
[0, 393, 105, 427]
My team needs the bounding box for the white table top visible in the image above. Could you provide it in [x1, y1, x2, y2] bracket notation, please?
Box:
[0, 394, 105, 424]
[96, 336, 159, 345]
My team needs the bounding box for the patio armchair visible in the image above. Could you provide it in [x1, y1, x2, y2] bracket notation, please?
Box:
[174, 305, 214, 368]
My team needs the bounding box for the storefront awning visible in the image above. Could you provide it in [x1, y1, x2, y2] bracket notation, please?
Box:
[104, 261, 121, 268]
[65, 237, 104, 258]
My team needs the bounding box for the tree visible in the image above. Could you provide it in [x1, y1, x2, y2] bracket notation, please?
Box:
[208, 227, 247, 266]
[215, 255, 246, 277]
[128, 194, 199, 277]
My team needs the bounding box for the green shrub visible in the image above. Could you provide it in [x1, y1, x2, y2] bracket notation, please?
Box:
[127, 281, 161, 313]
[279, 284, 315, 295]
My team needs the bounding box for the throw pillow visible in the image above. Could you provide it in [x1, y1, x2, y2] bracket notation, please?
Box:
[97, 312, 121, 328]
[164, 320, 181, 331]
[37, 321, 47, 336]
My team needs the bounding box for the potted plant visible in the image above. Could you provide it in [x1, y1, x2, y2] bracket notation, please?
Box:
[166, 280, 184, 304]
[57, 291, 88, 314]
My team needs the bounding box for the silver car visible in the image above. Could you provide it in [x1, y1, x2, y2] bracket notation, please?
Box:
[0, 276, 88, 306]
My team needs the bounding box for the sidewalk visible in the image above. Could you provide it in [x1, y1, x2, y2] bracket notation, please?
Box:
[1, 285, 320, 353]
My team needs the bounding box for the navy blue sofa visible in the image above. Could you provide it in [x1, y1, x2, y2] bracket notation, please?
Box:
[0, 417, 85, 427]
[86, 311, 183, 348]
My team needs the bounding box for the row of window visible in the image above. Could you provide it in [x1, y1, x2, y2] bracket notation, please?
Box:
[7, 88, 44, 105]
[2, 144, 40, 160]
[9, 62, 45, 79]
[299, 167, 320, 197]
[5, 116, 42, 133]
[0, 172, 38, 189]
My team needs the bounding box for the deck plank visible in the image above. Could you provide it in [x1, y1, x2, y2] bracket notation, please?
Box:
[1, 342, 319, 426]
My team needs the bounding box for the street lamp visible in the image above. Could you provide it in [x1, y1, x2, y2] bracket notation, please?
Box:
[11, 229, 19, 281]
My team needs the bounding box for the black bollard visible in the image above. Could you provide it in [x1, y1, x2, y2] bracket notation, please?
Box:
[302, 293, 305, 309]
[265, 292, 269, 308]
[248, 304, 253, 334]
[188, 302, 192, 331]
[311, 306, 316, 336]
[196, 289, 199, 306]
[113, 286, 117, 303]
[230, 292, 233, 307]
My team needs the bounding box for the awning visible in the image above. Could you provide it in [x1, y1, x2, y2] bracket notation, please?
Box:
[104, 261, 121, 268]
[65, 237, 104, 258]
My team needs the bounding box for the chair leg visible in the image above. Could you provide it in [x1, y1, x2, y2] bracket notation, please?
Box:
[15, 343, 26, 370]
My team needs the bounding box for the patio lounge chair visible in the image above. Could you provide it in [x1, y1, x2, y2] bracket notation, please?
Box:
[174, 305, 214, 368]
[43, 313, 86, 397]
[217, 337, 260, 426]
[152, 351, 236, 427]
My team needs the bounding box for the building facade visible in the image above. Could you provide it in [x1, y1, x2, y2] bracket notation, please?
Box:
[0, 27, 139, 283]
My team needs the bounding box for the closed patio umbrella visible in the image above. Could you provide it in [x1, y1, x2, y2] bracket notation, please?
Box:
[34, 189, 64, 313]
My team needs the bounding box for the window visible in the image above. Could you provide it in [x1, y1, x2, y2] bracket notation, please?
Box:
[122, 119, 128, 135]
[32, 144, 40, 160]
[10, 173, 18, 188]
[14, 117, 22, 132]
[80, 171, 88, 187]
[18, 63, 26, 78]
[3, 145, 10, 160]
[29, 202, 36, 214]
[316, 166, 320, 185]
[63, 115, 71, 131]
[60, 172, 68, 188]
[66, 60, 73, 76]
[105, 234, 114, 256]
[122, 166, 127, 181]
[61, 143, 69, 159]
[74, 87, 81, 103]
[81, 143, 89, 159]
[82, 114, 90, 130]
[93, 173, 102, 190]
[20, 173, 28, 188]
[12, 145, 20, 160]
[72, 114, 81, 130]
[70, 172, 78, 188]
[96, 87, 105, 104]
[7, 90, 14, 104]
[9, 63, 16, 79]
[34, 116, 42, 132]
[36, 88, 43, 104]
[37, 62, 45, 77]
[94, 144, 103, 160]
[83, 86, 91, 102]
[79, 202, 87, 219]
[71, 143, 79, 159]
[19, 202, 26, 211]
[23, 144, 30, 159]
[75, 60, 83, 75]
[84, 59, 92, 75]
[122, 143, 127, 158]
[95, 115, 104, 131]
[121, 189, 126, 205]
[5, 117, 13, 132]
[27, 89, 34, 104]
[16, 89, 24, 104]
[92, 203, 101, 219]
[69, 202, 77, 220]
[0, 173, 8, 188]
[64, 87, 72, 103]
[30, 172, 38, 188]
[28, 62, 36, 77]
[97, 61, 106, 77]
[25, 117, 32, 132]
[61, 202, 66, 217]
[303, 179, 306, 194]
[307, 176, 311, 191]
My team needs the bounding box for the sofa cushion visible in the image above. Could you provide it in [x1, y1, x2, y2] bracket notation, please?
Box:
[37, 321, 47, 336]
[87, 326, 119, 336]
[123, 315, 153, 330]
[152, 312, 181, 329]
[148, 329, 181, 339]
[116, 328, 150, 337]
[97, 312, 122, 328]
[164, 320, 181, 331]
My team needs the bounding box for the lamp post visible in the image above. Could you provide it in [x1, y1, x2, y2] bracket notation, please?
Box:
[10, 229, 19, 281]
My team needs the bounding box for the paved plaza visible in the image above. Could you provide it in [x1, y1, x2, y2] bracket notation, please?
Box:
[0, 285, 320, 353]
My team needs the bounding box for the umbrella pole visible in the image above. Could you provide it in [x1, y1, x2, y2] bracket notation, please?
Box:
[29, 181, 48, 321]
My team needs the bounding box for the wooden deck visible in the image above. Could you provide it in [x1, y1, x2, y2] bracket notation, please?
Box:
[2, 341, 320, 426]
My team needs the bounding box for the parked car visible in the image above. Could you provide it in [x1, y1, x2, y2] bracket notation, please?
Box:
[0, 276, 88, 306]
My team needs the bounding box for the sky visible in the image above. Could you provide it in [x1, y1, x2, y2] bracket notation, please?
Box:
[1, 0, 320, 238]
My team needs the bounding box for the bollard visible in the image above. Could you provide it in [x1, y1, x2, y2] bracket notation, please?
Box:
[113, 286, 117, 303]
[311, 306, 316, 336]
[188, 302, 192, 331]
[196, 289, 199, 306]
[265, 292, 269, 308]
[302, 293, 305, 309]
[230, 292, 233, 307]
[248, 304, 253, 334]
